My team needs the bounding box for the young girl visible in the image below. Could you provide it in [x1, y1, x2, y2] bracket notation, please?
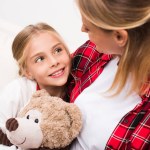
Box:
[0, 22, 71, 149]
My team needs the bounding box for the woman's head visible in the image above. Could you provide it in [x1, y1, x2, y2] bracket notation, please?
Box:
[76, 0, 150, 94]
[12, 23, 71, 90]
[77, 0, 150, 53]
[76, 0, 150, 30]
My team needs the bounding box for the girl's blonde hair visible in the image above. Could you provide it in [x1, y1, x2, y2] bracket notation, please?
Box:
[76, 0, 150, 95]
[12, 22, 70, 76]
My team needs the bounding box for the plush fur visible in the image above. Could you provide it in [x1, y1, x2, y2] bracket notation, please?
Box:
[5, 89, 82, 150]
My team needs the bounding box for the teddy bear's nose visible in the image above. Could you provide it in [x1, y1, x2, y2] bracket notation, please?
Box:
[6, 118, 19, 132]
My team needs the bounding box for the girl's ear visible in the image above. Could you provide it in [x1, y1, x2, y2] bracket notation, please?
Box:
[113, 30, 128, 47]
[23, 68, 34, 80]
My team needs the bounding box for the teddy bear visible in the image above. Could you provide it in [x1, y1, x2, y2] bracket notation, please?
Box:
[0, 89, 82, 150]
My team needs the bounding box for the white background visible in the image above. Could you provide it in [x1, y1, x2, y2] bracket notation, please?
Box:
[0, 0, 88, 90]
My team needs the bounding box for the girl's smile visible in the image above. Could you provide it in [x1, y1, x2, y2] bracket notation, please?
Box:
[48, 68, 65, 78]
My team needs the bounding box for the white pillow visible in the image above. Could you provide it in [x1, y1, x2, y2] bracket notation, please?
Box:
[0, 19, 21, 90]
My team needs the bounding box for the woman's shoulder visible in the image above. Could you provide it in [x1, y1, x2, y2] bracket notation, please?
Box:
[71, 41, 98, 75]
[72, 40, 97, 57]
[71, 40, 112, 78]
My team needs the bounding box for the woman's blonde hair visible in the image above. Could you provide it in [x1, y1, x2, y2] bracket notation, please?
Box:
[12, 22, 70, 76]
[76, 0, 150, 95]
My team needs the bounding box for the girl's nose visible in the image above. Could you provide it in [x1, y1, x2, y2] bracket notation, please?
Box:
[49, 56, 59, 68]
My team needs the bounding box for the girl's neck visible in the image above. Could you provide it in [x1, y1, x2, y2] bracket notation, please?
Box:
[39, 84, 66, 98]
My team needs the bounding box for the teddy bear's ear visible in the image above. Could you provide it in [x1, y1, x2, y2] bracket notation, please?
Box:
[65, 104, 82, 140]
[32, 89, 50, 98]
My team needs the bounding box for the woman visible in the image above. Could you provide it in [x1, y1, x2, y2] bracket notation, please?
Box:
[70, 0, 150, 149]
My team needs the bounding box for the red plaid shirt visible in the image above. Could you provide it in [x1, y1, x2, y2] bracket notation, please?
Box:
[69, 40, 150, 149]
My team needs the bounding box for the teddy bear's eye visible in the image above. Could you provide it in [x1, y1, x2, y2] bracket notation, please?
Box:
[34, 119, 39, 123]
[27, 115, 29, 119]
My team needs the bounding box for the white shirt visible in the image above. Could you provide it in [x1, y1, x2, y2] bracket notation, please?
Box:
[0, 77, 36, 150]
[71, 58, 141, 150]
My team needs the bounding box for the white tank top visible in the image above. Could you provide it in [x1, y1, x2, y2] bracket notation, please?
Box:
[71, 58, 141, 150]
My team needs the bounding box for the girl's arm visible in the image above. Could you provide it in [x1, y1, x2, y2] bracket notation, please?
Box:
[0, 79, 23, 148]
[0, 77, 36, 149]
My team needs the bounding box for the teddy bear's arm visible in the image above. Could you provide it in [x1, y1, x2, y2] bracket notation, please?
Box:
[0, 128, 13, 146]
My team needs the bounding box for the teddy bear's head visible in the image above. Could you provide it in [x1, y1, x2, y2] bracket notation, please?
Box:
[5, 90, 82, 149]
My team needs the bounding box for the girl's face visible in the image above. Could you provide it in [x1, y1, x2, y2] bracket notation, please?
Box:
[81, 16, 124, 55]
[24, 32, 71, 89]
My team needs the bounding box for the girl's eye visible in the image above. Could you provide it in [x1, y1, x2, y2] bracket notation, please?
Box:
[54, 47, 63, 54]
[35, 56, 44, 63]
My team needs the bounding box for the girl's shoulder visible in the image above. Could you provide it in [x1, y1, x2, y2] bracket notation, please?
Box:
[0, 77, 36, 95]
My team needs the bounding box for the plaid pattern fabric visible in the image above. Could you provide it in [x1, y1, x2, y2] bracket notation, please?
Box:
[69, 40, 150, 149]
[106, 91, 150, 150]
[70, 40, 112, 102]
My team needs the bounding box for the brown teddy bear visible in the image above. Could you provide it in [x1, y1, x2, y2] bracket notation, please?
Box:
[1, 89, 82, 150]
